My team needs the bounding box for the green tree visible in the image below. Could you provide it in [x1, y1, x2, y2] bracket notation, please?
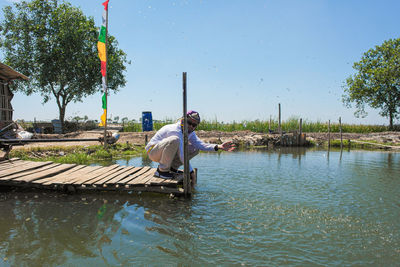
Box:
[0, 0, 129, 132]
[121, 117, 128, 123]
[72, 116, 82, 123]
[343, 38, 400, 129]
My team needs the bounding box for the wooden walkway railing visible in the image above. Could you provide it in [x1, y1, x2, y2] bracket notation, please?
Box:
[0, 158, 185, 195]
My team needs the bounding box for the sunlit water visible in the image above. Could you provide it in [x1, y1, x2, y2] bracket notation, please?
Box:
[1, 148, 399, 266]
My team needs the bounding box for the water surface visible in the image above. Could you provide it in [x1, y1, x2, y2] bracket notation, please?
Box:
[1, 148, 399, 266]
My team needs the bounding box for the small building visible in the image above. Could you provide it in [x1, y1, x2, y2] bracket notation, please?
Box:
[0, 62, 28, 133]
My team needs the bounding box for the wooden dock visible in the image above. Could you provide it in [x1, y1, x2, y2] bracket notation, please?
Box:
[0, 158, 185, 195]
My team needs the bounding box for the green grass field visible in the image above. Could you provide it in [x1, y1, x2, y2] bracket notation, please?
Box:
[122, 117, 397, 133]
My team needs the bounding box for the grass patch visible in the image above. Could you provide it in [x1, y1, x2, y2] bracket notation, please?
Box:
[312, 139, 398, 150]
[9, 143, 145, 164]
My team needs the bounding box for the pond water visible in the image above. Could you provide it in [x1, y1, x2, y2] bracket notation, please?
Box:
[1, 148, 399, 266]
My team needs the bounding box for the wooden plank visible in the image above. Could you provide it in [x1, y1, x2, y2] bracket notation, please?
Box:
[117, 167, 151, 184]
[0, 161, 48, 174]
[64, 165, 107, 184]
[0, 160, 32, 170]
[72, 164, 120, 185]
[75, 184, 184, 195]
[146, 176, 166, 185]
[82, 166, 127, 185]
[0, 162, 61, 181]
[0, 158, 21, 168]
[41, 165, 101, 185]
[0, 161, 54, 178]
[95, 166, 137, 186]
[12, 164, 76, 183]
[102, 166, 143, 186]
[61, 165, 105, 184]
[0, 158, 20, 166]
[128, 168, 157, 185]
[33, 165, 87, 184]
[121, 185, 184, 195]
[147, 172, 182, 186]
[147, 176, 179, 186]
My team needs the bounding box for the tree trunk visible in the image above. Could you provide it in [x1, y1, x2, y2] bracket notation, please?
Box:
[59, 105, 66, 134]
[389, 111, 393, 130]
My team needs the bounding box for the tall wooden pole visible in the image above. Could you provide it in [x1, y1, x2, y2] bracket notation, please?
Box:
[103, 0, 109, 148]
[182, 72, 190, 197]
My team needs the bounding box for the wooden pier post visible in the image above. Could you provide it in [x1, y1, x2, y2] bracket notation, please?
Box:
[339, 117, 343, 150]
[192, 168, 198, 186]
[278, 103, 281, 135]
[182, 72, 191, 197]
[328, 120, 331, 148]
[299, 118, 302, 135]
[298, 118, 303, 146]
[269, 115, 271, 133]
[278, 103, 283, 146]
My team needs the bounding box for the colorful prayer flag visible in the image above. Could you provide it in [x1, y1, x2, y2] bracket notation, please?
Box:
[98, 93, 107, 127]
[98, 0, 109, 127]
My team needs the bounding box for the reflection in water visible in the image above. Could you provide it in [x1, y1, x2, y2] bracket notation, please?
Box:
[0, 191, 193, 266]
[387, 152, 393, 169]
[340, 147, 343, 161]
[141, 153, 153, 166]
[0, 192, 121, 266]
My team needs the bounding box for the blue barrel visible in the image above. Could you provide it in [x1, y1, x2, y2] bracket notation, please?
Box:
[142, 111, 153, 131]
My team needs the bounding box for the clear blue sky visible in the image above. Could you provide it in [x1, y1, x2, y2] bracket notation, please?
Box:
[1, 0, 399, 125]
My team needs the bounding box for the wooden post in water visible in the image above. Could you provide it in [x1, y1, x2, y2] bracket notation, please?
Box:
[328, 120, 331, 148]
[297, 118, 303, 146]
[269, 115, 271, 132]
[182, 72, 191, 197]
[339, 117, 343, 150]
[192, 168, 198, 186]
[299, 118, 302, 135]
[278, 103, 283, 146]
[278, 103, 281, 135]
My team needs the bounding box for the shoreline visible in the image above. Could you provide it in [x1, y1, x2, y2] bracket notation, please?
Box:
[10, 130, 400, 151]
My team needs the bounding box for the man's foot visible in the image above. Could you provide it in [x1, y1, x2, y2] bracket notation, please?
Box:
[154, 168, 174, 179]
[170, 167, 183, 174]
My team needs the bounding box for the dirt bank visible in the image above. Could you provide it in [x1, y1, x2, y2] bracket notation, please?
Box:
[14, 130, 400, 150]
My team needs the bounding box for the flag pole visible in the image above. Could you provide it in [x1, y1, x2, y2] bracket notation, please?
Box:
[182, 72, 190, 197]
[103, 0, 109, 148]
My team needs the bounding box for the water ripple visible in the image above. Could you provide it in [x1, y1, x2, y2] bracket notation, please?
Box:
[1, 150, 399, 266]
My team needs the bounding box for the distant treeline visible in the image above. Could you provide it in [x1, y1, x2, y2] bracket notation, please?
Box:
[122, 117, 399, 133]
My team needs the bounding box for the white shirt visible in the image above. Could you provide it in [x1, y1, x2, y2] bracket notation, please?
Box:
[145, 121, 216, 171]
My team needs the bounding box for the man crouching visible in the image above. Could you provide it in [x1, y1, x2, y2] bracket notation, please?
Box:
[145, 110, 235, 179]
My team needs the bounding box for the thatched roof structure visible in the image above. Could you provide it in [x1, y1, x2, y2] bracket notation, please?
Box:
[0, 62, 29, 135]
[0, 62, 28, 82]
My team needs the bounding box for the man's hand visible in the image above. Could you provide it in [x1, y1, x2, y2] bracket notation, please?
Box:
[218, 141, 236, 151]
